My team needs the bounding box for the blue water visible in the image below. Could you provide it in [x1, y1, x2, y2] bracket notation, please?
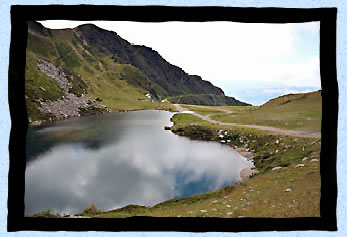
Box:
[25, 110, 253, 215]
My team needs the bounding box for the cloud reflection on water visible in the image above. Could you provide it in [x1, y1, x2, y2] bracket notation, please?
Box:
[25, 110, 252, 215]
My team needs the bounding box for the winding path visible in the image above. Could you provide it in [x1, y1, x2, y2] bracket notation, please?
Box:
[174, 104, 321, 138]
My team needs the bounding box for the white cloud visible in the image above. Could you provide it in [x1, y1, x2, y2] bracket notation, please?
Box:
[38, 20, 320, 100]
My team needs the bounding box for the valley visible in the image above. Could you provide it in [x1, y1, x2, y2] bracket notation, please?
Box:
[24, 21, 322, 219]
[25, 21, 248, 125]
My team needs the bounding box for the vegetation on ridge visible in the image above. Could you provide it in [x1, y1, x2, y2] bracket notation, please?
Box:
[209, 91, 321, 131]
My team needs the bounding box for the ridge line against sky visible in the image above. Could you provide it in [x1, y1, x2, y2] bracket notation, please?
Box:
[38, 20, 321, 105]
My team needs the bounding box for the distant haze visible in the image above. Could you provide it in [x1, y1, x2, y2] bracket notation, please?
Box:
[39, 20, 320, 105]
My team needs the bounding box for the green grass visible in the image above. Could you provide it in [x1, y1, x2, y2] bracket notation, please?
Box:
[65, 71, 88, 97]
[83, 65, 95, 75]
[81, 50, 97, 63]
[26, 31, 176, 115]
[181, 92, 321, 132]
[26, 33, 58, 61]
[208, 91, 322, 132]
[167, 94, 249, 106]
[55, 42, 81, 70]
[180, 105, 227, 116]
[171, 113, 203, 122]
[25, 53, 64, 120]
[31, 209, 62, 218]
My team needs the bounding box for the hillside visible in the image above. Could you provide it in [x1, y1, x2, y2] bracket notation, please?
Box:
[25, 21, 249, 124]
[206, 90, 322, 132]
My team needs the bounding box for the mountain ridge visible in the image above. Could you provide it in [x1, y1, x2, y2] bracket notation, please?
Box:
[25, 21, 250, 124]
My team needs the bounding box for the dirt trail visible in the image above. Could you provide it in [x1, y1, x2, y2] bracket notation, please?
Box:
[174, 104, 321, 138]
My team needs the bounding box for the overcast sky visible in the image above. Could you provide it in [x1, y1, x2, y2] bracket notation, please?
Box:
[38, 20, 320, 105]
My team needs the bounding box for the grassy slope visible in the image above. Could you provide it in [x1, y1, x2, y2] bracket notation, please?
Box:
[167, 94, 250, 106]
[180, 105, 258, 116]
[25, 52, 64, 121]
[25, 26, 176, 119]
[183, 91, 321, 132]
[76, 24, 226, 98]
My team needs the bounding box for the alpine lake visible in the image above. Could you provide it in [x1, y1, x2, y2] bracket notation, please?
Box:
[25, 110, 253, 215]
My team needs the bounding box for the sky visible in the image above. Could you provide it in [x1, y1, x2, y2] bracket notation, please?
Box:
[38, 20, 320, 105]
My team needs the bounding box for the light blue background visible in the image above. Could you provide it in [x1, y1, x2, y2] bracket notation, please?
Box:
[0, 0, 345, 236]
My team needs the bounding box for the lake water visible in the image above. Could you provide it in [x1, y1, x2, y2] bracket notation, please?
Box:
[25, 110, 253, 215]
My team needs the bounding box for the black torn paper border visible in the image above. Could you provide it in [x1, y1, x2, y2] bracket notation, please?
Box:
[8, 5, 338, 232]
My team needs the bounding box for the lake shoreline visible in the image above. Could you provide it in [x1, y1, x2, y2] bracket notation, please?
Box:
[29, 110, 321, 218]
[168, 129, 257, 182]
[28, 107, 175, 127]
